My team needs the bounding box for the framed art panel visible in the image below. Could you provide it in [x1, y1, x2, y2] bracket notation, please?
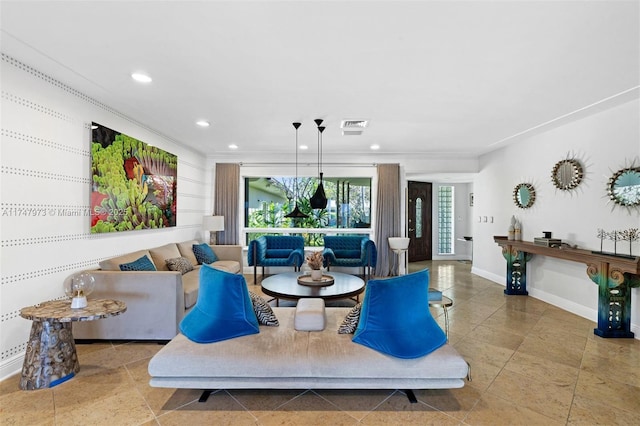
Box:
[90, 122, 177, 233]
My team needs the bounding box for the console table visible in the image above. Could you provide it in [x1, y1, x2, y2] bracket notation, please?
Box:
[494, 236, 640, 338]
[19, 298, 126, 389]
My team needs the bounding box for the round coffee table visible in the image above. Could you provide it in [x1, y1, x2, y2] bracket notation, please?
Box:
[261, 271, 365, 306]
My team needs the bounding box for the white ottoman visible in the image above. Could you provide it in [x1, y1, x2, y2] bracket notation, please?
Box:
[294, 298, 326, 331]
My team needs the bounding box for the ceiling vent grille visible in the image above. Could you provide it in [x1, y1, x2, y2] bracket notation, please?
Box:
[340, 119, 369, 136]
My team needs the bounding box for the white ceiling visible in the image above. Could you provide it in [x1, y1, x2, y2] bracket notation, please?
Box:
[1, 1, 638, 161]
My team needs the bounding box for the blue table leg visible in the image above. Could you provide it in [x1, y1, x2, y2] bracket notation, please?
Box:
[502, 246, 531, 295]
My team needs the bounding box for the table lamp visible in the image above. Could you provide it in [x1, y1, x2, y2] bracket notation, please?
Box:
[64, 271, 96, 309]
[203, 215, 225, 245]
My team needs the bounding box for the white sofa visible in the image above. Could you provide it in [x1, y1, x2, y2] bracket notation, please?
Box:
[148, 307, 470, 395]
[73, 241, 243, 341]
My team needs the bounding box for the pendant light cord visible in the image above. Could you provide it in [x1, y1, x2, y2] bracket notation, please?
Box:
[314, 119, 324, 180]
[293, 122, 301, 200]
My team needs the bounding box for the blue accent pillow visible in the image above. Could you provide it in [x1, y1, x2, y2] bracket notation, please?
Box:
[352, 268, 446, 359]
[180, 264, 259, 343]
[192, 243, 218, 264]
[119, 255, 157, 271]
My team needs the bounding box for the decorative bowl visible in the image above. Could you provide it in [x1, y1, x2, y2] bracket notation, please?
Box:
[388, 237, 410, 250]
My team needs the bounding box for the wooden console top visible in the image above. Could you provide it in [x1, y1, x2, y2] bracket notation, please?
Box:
[493, 236, 640, 275]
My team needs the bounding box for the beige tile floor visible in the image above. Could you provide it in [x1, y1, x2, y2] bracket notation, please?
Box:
[1, 260, 639, 425]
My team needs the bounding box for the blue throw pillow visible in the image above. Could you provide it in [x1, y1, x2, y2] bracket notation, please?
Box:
[119, 255, 157, 271]
[180, 264, 259, 343]
[192, 243, 218, 264]
[352, 268, 446, 359]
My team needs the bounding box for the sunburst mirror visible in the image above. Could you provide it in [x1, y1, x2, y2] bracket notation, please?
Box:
[551, 159, 583, 190]
[607, 166, 640, 207]
[513, 183, 536, 209]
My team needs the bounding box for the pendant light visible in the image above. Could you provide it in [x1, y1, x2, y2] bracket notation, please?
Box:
[285, 122, 308, 219]
[309, 119, 328, 209]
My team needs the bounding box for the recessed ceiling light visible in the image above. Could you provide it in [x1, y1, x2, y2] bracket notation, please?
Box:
[196, 120, 210, 127]
[228, 144, 238, 149]
[299, 145, 308, 150]
[131, 72, 152, 83]
[370, 144, 380, 150]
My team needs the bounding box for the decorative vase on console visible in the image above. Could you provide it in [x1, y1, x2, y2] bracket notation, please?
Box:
[514, 220, 522, 241]
[508, 216, 516, 241]
[306, 251, 324, 281]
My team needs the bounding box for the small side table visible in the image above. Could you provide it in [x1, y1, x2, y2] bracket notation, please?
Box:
[19, 298, 126, 390]
[428, 291, 453, 340]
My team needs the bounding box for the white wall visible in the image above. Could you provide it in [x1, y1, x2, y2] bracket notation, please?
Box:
[0, 55, 209, 379]
[472, 98, 640, 337]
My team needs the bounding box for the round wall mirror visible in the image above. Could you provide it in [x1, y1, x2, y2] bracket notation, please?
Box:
[608, 167, 640, 207]
[513, 183, 536, 209]
[551, 159, 583, 190]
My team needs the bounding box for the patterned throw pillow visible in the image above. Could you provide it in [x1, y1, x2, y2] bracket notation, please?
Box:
[338, 302, 362, 334]
[119, 255, 157, 271]
[249, 291, 279, 326]
[192, 243, 218, 264]
[165, 257, 194, 275]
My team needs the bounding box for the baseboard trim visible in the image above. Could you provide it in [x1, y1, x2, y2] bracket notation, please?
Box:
[0, 353, 24, 383]
[471, 266, 639, 340]
[471, 267, 504, 285]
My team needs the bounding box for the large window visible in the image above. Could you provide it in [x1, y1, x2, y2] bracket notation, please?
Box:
[438, 186, 454, 254]
[245, 176, 371, 245]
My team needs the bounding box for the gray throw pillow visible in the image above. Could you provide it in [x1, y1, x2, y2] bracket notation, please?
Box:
[165, 257, 194, 275]
[249, 291, 279, 326]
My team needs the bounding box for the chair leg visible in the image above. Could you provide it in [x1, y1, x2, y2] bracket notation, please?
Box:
[254, 264, 257, 285]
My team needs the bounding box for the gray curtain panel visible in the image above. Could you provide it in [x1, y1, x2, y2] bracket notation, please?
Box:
[374, 164, 401, 277]
[214, 163, 240, 245]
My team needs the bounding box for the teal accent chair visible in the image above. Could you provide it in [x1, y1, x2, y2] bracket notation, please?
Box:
[322, 236, 377, 280]
[248, 236, 305, 283]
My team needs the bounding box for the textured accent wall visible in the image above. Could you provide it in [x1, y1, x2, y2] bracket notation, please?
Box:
[0, 54, 210, 379]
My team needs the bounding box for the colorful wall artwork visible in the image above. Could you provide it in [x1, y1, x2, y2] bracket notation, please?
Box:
[91, 122, 177, 233]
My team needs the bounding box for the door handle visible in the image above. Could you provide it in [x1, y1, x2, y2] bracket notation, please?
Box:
[408, 228, 414, 232]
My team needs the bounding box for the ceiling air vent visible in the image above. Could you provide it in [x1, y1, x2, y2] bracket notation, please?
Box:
[341, 119, 369, 136]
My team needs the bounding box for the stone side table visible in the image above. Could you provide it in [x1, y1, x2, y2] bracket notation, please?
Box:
[19, 298, 126, 390]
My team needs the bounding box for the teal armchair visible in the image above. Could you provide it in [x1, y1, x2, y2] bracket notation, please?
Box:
[248, 236, 305, 283]
[322, 236, 377, 280]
